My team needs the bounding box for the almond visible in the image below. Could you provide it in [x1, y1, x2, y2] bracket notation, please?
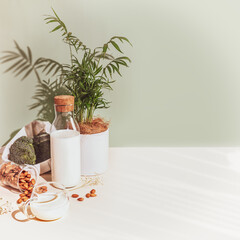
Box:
[31, 179, 36, 185]
[22, 197, 28, 202]
[71, 194, 79, 198]
[90, 189, 96, 194]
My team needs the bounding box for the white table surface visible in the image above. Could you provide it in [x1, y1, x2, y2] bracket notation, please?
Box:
[1, 147, 240, 240]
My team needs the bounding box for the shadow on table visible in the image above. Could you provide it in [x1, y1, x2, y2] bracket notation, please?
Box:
[106, 148, 240, 238]
[11, 209, 29, 223]
[11, 205, 55, 223]
[0, 183, 19, 194]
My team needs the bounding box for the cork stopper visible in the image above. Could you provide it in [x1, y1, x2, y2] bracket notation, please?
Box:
[54, 95, 74, 112]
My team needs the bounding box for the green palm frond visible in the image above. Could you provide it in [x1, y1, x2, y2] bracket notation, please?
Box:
[45, 8, 89, 53]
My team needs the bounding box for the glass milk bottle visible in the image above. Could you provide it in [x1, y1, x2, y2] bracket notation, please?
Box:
[50, 95, 81, 188]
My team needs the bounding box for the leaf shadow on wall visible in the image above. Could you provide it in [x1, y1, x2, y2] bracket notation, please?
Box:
[1, 41, 69, 144]
[29, 78, 69, 123]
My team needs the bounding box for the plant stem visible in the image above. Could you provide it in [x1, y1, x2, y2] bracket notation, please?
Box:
[86, 105, 94, 123]
[79, 108, 85, 123]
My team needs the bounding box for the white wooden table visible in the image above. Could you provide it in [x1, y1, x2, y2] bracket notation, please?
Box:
[1, 148, 240, 240]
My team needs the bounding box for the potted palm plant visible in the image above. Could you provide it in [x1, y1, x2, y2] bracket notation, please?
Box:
[1, 9, 131, 175]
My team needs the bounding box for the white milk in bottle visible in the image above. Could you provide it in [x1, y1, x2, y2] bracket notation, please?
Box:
[50, 95, 81, 188]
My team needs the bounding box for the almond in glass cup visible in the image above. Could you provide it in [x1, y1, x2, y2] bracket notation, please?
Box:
[0, 161, 38, 193]
[22, 181, 69, 221]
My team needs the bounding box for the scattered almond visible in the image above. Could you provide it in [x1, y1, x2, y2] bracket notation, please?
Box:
[90, 189, 96, 194]
[36, 186, 48, 194]
[71, 194, 79, 198]
[77, 197, 84, 201]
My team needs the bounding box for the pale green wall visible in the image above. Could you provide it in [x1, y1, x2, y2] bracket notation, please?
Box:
[1, 0, 240, 147]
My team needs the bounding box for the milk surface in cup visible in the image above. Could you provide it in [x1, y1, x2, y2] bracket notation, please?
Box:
[30, 192, 69, 221]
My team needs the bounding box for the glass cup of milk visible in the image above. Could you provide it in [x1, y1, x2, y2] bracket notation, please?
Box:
[22, 182, 69, 221]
